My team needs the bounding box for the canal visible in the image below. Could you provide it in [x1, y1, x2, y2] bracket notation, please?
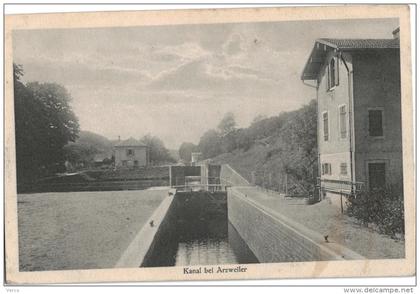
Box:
[142, 191, 259, 267]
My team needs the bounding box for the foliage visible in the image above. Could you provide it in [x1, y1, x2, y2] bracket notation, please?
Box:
[63, 130, 114, 169]
[217, 112, 236, 136]
[14, 64, 80, 183]
[168, 149, 180, 163]
[207, 100, 318, 196]
[178, 142, 198, 164]
[76, 131, 114, 155]
[63, 143, 98, 168]
[198, 129, 222, 159]
[141, 134, 176, 165]
[346, 186, 405, 238]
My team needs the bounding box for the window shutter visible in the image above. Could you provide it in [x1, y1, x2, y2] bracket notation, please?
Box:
[323, 112, 329, 141]
[326, 65, 330, 91]
[340, 163, 347, 175]
[330, 59, 335, 87]
[335, 57, 339, 86]
[339, 105, 347, 138]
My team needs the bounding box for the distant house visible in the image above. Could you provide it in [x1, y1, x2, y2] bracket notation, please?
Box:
[114, 137, 149, 168]
[301, 28, 402, 201]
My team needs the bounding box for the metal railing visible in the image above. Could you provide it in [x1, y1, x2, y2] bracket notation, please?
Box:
[171, 183, 227, 192]
[317, 177, 364, 195]
[171, 176, 226, 192]
[18, 178, 170, 193]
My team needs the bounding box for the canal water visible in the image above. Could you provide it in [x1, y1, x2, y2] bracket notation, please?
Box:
[142, 192, 258, 267]
[173, 218, 258, 266]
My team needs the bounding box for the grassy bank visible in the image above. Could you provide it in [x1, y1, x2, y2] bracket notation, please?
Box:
[18, 190, 167, 271]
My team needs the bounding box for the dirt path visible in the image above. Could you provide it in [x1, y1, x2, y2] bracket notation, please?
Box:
[18, 190, 168, 271]
[235, 187, 405, 259]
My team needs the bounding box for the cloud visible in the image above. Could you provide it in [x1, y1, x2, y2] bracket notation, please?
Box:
[146, 58, 278, 97]
[222, 33, 246, 56]
[18, 57, 151, 90]
[153, 42, 210, 61]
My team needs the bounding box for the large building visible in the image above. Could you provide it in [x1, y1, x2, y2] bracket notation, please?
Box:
[114, 137, 149, 168]
[301, 28, 403, 202]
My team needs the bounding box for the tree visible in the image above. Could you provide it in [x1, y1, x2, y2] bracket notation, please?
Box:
[63, 142, 98, 168]
[220, 129, 240, 153]
[235, 128, 252, 151]
[198, 129, 222, 159]
[218, 112, 236, 136]
[178, 142, 198, 164]
[14, 64, 80, 183]
[251, 114, 267, 125]
[141, 134, 176, 165]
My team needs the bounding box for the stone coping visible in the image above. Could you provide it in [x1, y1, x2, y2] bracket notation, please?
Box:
[115, 189, 176, 268]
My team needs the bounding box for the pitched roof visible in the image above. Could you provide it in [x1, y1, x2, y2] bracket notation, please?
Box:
[114, 137, 147, 147]
[318, 38, 400, 50]
[301, 37, 399, 81]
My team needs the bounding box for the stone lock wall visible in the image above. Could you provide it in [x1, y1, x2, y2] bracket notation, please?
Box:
[227, 187, 364, 263]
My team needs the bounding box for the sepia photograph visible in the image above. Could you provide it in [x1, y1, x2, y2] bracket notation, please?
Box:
[4, 5, 415, 284]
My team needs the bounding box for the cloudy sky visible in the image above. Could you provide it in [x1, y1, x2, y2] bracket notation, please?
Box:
[13, 18, 398, 149]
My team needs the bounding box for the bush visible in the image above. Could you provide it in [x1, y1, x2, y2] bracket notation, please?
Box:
[346, 186, 404, 238]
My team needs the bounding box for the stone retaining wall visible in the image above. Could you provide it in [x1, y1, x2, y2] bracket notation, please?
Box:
[115, 189, 176, 268]
[227, 187, 364, 263]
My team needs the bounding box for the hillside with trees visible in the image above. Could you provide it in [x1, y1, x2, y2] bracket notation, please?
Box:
[178, 142, 199, 164]
[194, 100, 318, 196]
[63, 131, 114, 170]
[140, 134, 176, 165]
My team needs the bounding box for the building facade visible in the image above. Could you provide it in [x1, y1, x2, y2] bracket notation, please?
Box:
[301, 28, 402, 201]
[114, 137, 149, 168]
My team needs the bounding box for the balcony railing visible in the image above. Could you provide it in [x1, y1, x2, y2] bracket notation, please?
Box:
[317, 177, 364, 195]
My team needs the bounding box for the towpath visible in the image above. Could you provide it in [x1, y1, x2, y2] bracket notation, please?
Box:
[234, 186, 405, 259]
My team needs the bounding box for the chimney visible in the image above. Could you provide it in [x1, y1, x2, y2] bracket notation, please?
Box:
[118, 136, 121, 141]
[392, 27, 400, 39]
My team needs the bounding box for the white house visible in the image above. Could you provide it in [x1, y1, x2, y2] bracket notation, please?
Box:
[301, 28, 402, 205]
[114, 137, 149, 168]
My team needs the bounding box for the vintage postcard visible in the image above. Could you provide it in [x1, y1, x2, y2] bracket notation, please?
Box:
[4, 5, 414, 284]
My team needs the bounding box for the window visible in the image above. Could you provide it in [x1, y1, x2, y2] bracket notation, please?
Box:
[322, 163, 332, 175]
[329, 58, 335, 88]
[368, 162, 386, 191]
[339, 105, 347, 139]
[368, 110, 384, 137]
[323, 111, 329, 141]
[340, 163, 348, 175]
[327, 57, 339, 90]
[126, 149, 135, 156]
